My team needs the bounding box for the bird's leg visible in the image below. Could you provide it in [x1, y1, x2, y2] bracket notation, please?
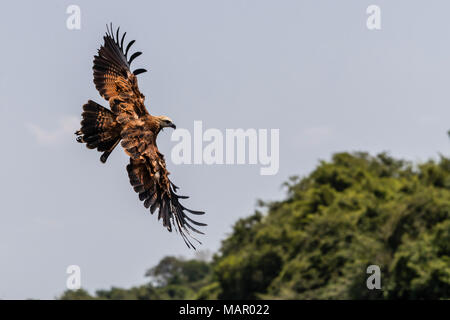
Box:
[75, 130, 84, 143]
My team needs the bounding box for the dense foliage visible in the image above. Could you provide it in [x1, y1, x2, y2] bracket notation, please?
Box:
[60, 152, 450, 300]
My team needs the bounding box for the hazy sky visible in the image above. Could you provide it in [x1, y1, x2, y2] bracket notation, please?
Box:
[1, 0, 450, 299]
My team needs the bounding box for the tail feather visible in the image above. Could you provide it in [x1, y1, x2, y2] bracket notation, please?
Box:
[75, 100, 121, 163]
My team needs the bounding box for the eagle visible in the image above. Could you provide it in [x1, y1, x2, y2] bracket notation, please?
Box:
[75, 25, 205, 249]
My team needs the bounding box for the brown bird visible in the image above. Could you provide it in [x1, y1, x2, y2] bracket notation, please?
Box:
[75, 24, 205, 248]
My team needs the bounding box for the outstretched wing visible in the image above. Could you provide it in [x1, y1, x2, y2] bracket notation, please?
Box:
[123, 122, 206, 249]
[93, 24, 148, 118]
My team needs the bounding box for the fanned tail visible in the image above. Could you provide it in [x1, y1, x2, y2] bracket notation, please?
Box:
[75, 100, 121, 163]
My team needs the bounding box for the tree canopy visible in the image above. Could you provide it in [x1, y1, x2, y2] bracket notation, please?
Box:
[59, 152, 450, 300]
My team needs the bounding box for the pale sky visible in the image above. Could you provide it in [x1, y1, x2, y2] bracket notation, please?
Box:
[1, 0, 450, 299]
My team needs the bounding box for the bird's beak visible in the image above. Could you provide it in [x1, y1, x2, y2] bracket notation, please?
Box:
[170, 123, 176, 129]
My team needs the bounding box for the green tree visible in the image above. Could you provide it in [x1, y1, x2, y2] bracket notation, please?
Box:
[209, 152, 450, 299]
[60, 152, 450, 300]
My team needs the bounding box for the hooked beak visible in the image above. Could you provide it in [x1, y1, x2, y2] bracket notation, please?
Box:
[170, 123, 176, 129]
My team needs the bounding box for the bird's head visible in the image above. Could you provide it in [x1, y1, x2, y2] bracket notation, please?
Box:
[155, 116, 176, 130]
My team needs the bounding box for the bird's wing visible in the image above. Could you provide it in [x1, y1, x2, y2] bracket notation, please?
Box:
[93, 24, 148, 118]
[122, 120, 206, 249]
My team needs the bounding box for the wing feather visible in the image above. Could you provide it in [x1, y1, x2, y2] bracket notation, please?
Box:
[126, 153, 206, 249]
[93, 25, 148, 119]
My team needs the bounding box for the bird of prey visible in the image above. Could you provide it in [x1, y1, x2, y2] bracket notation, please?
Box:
[75, 25, 205, 248]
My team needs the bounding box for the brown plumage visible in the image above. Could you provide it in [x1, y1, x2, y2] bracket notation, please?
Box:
[75, 24, 205, 248]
